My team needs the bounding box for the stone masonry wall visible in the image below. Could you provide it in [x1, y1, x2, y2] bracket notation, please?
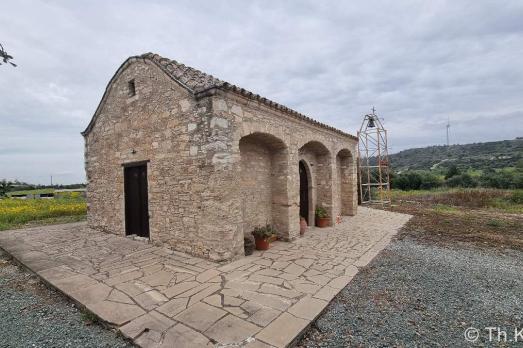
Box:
[85, 59, 241, 261]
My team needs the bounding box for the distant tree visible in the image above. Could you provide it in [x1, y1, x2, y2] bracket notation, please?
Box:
[445, 164, 460, 179]
[0, 43, 16, 67]
[0, 180, 13, 197]
[446, 173, 477, 188]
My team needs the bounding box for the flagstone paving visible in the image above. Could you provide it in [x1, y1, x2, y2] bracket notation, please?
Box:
[0, 207, 410, 348]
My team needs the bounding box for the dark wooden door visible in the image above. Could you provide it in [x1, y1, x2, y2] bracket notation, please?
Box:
[124, 164, 150, 238]
[299, 161, 309, 224]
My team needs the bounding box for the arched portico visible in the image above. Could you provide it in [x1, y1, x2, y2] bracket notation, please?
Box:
[239, 132, 290, 241]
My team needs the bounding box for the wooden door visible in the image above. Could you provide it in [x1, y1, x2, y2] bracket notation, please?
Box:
[124, 164, 150, 238]
[299, 161, 309, 224]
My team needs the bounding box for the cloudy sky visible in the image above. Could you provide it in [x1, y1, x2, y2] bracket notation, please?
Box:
[1, 1, 522, 184]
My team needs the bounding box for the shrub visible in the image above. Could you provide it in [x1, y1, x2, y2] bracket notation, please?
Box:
[315, 206, 328, 218]
[392, 171, 443, 190]
[446, 174, 477, 188]
[511, 190, 523, 204]
[252, 225, 276, 239]
[444, 165, 460, 179]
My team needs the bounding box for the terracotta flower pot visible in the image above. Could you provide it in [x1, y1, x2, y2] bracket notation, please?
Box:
[316, 217, 330, 228]
[254, 235, 276, 250]
[254, 237, 270, 250]
[300, 218, 307, 236]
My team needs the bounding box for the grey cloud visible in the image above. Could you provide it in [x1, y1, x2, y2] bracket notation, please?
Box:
[0, 0, 522, 184]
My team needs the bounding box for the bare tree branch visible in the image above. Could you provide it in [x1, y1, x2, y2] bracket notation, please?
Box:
[0, 43, 17, 67]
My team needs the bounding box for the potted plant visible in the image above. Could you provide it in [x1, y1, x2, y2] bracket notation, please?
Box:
[315, 207, 330, 228]
[300, 217, 307, 236]
[252, 224, 277, 250]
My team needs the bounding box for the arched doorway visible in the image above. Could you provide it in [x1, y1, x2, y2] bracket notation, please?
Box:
[299, 160, 309, 224]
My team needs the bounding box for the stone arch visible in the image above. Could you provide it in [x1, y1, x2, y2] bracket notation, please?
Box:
[336, 148, 356, 216]
[239, 132, 290, 241]
[299, 141, 333, 224]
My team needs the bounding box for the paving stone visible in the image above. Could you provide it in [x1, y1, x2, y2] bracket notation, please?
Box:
[241, 300, 264, 315]
[283, 263, 306, 276]
[141, 270, 175, 287]
[205, 314, 261, 344]
[255, 268, 282, 277]
[196, 269, 221, 282]
[248, 306, 281, 327]
[225, 280, 261, 291]
[277, 272, 299, 281]
[120, 311, 174, 339]
[68, 282, 113, 305]
[291, 281, 321, 294]
[107, 289, 134, 304]
[271, 261, 290, 270]
[52, 274, 99, 293]
[156, 297, 188, 317]
[88, 300, 146, 326]
[175, 302, 226, 331]
[241, 291, 292, 311]
[188, 283, 221, 306]
[160, 323, 212, 348]
[134, 290, 169, 310]
[203, 294, 223, 307]
[104, 270, 143, 286]
[223, 295, 244, 306]
[249, 274, 284, 286]
[313, 285, 339, 301]
[294, 258, 314, 268]
[37, 266, 78, 282]
[259, 284, 301, 298]
[115, 280, 153, 297]
[327, 274, 354, 289]
[224, 306, 249, 318]
[255, 312, 309, 348]
[162, 281, 200, 298]
[287, 296, 327, 320]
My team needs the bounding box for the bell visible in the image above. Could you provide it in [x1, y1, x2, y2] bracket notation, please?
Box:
[368, 116, 376, 128]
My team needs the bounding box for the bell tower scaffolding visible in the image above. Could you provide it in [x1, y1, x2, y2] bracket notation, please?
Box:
[357, 108, 391, 205]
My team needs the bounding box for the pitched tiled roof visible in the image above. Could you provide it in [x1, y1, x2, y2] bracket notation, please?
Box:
[140, 53, 225, 94]
[83, 53, 356, 139]
[140, 53, 356, 139]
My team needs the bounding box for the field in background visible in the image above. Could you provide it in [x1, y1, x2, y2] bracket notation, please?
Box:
[0, 197, 86, 231]
[386, 188, 523, 250]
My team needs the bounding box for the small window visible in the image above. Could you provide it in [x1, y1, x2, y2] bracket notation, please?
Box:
[128, 79, 136, 97]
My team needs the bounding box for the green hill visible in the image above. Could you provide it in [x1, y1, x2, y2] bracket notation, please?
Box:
[389, 138, 523, 173]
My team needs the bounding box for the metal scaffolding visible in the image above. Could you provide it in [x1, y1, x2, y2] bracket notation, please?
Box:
[357, 108, 391, 205]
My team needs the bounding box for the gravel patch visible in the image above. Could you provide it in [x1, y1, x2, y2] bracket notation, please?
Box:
[298, 238, 523, 347]
[0, 250, 133, 348]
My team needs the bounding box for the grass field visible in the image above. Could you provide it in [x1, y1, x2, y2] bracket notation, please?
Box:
[0, 198, 86, 231]
[386, 188, 523, 250]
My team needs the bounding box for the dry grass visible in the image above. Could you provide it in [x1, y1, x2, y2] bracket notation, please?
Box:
[385, 189, 523, 251]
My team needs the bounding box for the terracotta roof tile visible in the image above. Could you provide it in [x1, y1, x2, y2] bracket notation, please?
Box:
[138, 53, 356, 139]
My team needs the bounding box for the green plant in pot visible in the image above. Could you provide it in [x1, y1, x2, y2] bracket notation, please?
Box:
[315, 206, 330, 228]
[252, 224, 277, 250]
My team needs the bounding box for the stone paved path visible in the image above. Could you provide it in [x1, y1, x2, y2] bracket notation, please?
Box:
[0, 207, 410, 348]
